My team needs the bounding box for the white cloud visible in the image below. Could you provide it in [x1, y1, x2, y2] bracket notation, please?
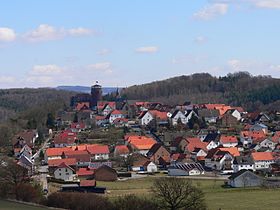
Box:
[23, 24, 93, 42]
[29, 64, 63, 75]
[194, 36, 207, 44]
[68, 27, 92, 36]
[0, 28, 16, 42]
[97, 48, 111, 55]
[193, 3, 228, 20]
[87, 62, 112, 74]
[135, 46, 159, 53]
[210, 0, 280, 9]
[254, 0, 280, 9]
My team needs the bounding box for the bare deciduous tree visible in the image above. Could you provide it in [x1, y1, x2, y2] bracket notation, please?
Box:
[152, 177, 206, 210]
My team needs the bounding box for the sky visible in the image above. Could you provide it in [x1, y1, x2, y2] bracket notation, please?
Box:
[1, 0, 280, 88]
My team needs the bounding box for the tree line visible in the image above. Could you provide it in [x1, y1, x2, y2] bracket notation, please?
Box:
[121, 71, 280, 112]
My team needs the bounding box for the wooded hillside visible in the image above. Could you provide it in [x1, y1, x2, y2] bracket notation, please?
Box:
[121, 72, 280, 111]
[0, 88, 75, 147]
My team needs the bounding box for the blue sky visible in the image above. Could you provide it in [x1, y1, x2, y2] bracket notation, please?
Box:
[1, 0, 280, 88]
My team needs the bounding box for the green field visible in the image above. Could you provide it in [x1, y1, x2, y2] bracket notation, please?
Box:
[97, 177, 280, 210]
[0, 200, 48, 210]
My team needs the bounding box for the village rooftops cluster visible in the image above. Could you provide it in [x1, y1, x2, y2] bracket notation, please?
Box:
[11, 89, 280, 191]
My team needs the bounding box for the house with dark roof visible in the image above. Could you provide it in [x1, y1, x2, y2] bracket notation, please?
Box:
[198, 109, 219, 123]
[228, 169, 263, 188]
[168, 162, 205, 176]
[205, 148, 234, 172]
[170, 110, 188, 126]
[233, 156, 255, 173]
[203, 132, 220, 150]
[146, 143, 170, 165]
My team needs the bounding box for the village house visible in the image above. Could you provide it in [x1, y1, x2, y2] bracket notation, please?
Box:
[191, 148, 207, 161]
[233, 156, 255, 173]
[48, 158, 77, 174]
[240, 130, 266, 148]
[70, 122, 86, 133]
[203, 132, 220, 150]
[168, 162, 205, 176]
[17, 154, 34, 175]
[126, 135, 157, 155]
[94, 115, 108, 126]
[45, 147, 73, 162]
[220, 111, 239, 127]
[198, 109, 219, 123]
[54, 130, 77, 148]
[251, 152, 275, 170]
[184, 137, 207, 154]
[62, 150, 91, 167]
[138, 110, 168, 126]
[114, 145, 130, 158]
[12, 130, 39, 149]
[205, 148, 239, 172]
[219, 135, 238, 148]
[109, 110, 125, 124]
[228, 170, 263, 188]
[146, 143, 170, 165]
[143, 161, 158, 173]
[101, 102, 116, 116]
[75, 102, 90, 111]
[87, 144, 110, 160]
[250, 123, 269, 134]
[112, 118, 129, 127]
[258, 138, 277, 151]
[54, 162, 77, 181]
[76, 167, 94, 179]
[15, 144, 32, 159]
[170, 110, 188, 126]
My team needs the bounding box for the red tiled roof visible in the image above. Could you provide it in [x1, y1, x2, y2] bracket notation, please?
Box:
[46, 147, 73, 157]
[87, 144, 109, 155]
[48, 158, 77, 167]
[127, 136, 157, 150]
[115, 145, 129, 154]
[54, 130, 77, 145]
[220, 135, 238, 144]
[219, 147, 240, 157]
[111, 110, 123, 115]
[80, 180, 96, 187]
[252, 152, 274, 161]
[56, 162, 75, 171]
[185, 138, 207, 152]
[95, 116, 106, 120]
[76, 102, 90, 111]
[149, 110, 168, 121]
[113, 118, 129, 123]
[77, 168, 94, 176]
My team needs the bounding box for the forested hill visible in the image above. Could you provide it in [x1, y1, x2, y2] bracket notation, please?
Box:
[121, 72, 280, 111]
[0, 88, 75, 123]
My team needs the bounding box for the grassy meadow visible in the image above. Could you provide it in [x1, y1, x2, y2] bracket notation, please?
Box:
[97, 177, 280, 210]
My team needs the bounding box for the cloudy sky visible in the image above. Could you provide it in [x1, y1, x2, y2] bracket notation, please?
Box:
[1, 0, 280, 88]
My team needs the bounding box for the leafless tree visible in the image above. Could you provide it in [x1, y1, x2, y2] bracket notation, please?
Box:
[152, 177, 206, 210]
